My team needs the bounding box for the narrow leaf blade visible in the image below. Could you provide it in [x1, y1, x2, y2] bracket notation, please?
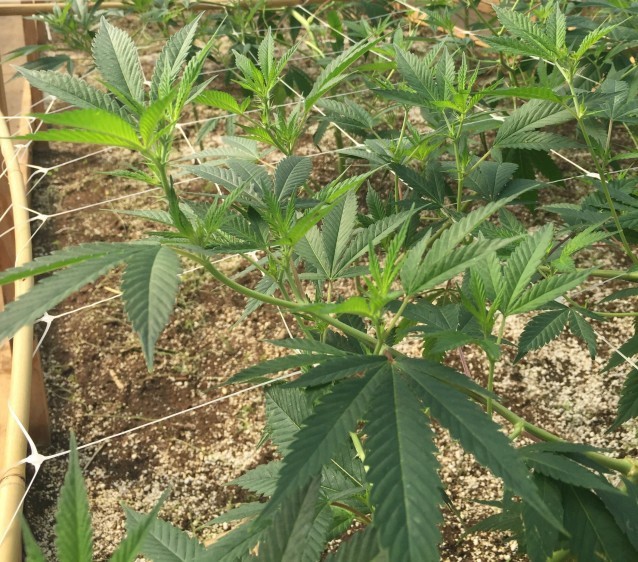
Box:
[365, 373, 442, 562]
[55, 434, 93, 562]
[93, 18, 145, 105]
[121, 245, 182, 369]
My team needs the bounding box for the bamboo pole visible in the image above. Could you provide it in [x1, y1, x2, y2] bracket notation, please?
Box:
[0, 109, 35, 561]
[0, 0, 317, 15]
[16, 17, 51, 446]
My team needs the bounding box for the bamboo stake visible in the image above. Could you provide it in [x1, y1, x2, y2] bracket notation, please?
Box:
[0, 0, 319, 15]
[0, 108, 35, 561]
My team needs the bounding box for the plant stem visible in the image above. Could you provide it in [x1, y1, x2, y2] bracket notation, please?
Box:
[330, 501, 372, 524]
[560, 65, 637, 263]
[592, 311, 638, 318]
[177, 254, 638, 478]
[580, 125, 636, 263]
[334, 128, 345, 175]
[487, 314, 507, 416]
[177, 249, 381, 349]
[539, 266, 638, 283]
[466, 148, 492, 175]
[489, 400, 638, 477]
[547, 549, 573, 562]
[285, 255, 307, 302]
[589, 268, 638, 283]
[453, 118, 466, 213]
[384, 297, 411, 342]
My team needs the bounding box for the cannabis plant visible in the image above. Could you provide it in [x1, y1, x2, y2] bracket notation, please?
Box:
[3, 6, 638, 561]
[3, 0, 106, 74]
[22, 434, 172, 561]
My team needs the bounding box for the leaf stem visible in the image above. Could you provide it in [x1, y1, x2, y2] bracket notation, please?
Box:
[466, 148, 492, 175]
[592, 311, 638, 318]
[383, 297, 411, 343]
[330, 501, 372, 524]
[453, 118, 466, 213]
[560, 65, 637, 263]
[588, 268, 638, 283]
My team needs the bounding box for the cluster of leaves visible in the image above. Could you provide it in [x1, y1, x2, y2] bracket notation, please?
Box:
[22, 435, 177, 562]
[4, 3, 638, 561]
[3, 0, 106, 74]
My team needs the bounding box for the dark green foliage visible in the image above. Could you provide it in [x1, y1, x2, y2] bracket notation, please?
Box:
[521, 475, 563, 562]
[611, 368, 638, 430]
[561, 486, 638, 562]
[365, 374, 442, 561]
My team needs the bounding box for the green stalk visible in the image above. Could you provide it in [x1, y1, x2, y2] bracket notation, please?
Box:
[560, 65, 637, 263]
[239, 252, 270, 278]
[394, 174, 401, 210]
[393, 109, 410, 210]
[454, 141, 464, 212]
[592, 311, 638, 318]
[330, 501, 372, 524]
[179, 251, 638, 477]
[487, 314, 507, 416]
[334, 128, 345, 175]
[490, 400, 638, 477]
[589, 268, 638, 283]
[383, 297, 411, 343]
[177, 249, 381, 349]
[540, 266, 638, 283]
[547, 549, 573, 562]
[284, 254, 307, 303]
[623, 123, 638, 151]
[466, 148, 492, 175]
[579, 123, 636, 263]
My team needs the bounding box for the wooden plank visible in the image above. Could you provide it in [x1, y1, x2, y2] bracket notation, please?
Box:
[22, 12, 48, 118]
[0, 6, 50, 447]
[0, 65, 8, 119]
[0, 0, 317, 15]
[29, 352, 49, 446]
[0, 16, 28, 134]
[0, 106, 36, 562]
[0, 289, 12, 421]
[18, 8, 49, 156]
[0, 264, 15, 537]
[0, 174, 15, 306]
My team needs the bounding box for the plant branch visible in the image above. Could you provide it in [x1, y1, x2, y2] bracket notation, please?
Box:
[330, 501, 372, 524]
[175, 249, 381, 349]
[589, 268, 638, 283]
[559, 64, 637, 263]
[489, 399, 638, 478]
